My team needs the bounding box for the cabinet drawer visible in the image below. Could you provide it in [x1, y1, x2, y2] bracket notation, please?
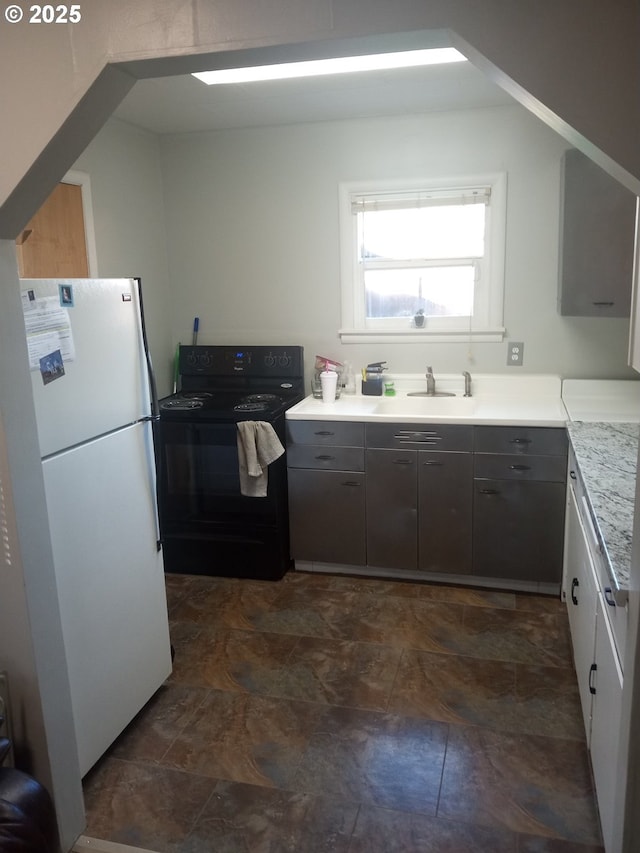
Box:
[286, 420, 364, 447]
[474, 426, 567, 456]
[474, 453, 567, 482]
[366, 422, 473, 451]
[286, 444, 364, 471]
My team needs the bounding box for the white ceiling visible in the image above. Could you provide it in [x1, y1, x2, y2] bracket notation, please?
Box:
[112, 60, 514, 135]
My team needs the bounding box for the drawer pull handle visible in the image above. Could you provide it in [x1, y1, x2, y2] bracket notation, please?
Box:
[509, 464, 531, 471]
[589, 663, 597, 695]
[314, 430, 335, 436]
[604, 587, 617, 608]
[479, 488, 500, 495]
[509, 438, 532, 445]
[593, 301, 615, 306]
[394, 435, 441, 442]
[315, 455, 335, 461]
[393, 458, 413, 465]
[571, 577, 579, 606]
[569, 470, 577, 480]
[423, 460, 444, 466]
[341, 481, 361, 487]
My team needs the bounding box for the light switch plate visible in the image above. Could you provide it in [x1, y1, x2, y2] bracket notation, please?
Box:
[507, 341, 524, 366]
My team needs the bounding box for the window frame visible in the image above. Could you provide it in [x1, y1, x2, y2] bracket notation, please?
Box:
[338, 173, 507, 343]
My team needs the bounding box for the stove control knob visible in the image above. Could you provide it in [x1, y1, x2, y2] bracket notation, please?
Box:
[278, 355, 291, 367]
[264, 354, 276, 367]
[186, 352, 198, 366]
[199, 353, 212, 367]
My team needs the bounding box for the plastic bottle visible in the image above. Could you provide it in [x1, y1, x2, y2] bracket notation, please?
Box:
[343, 361, 356, 394]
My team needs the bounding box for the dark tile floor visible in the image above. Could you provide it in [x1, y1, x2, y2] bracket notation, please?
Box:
[82, 571, 604, 853]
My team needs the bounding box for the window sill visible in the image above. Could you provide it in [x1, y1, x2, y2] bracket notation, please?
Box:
[338, 327, 506, 344]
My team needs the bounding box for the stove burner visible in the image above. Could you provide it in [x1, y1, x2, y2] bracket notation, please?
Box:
[182, 392, 213, 400]
[234, 402, 269, 413]
[161, 398, 204, 410]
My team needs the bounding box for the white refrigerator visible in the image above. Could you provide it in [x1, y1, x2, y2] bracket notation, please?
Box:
[20, 277, 172, 776]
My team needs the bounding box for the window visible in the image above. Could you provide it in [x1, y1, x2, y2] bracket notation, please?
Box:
[339, 174, 506, 342]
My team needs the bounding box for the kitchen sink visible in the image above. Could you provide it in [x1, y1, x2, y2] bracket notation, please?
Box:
[373, 395, 476, 418]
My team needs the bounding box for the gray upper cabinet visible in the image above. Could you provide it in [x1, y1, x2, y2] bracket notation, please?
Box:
[558, 148, 636, 317]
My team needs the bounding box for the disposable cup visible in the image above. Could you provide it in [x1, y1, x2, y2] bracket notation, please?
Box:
[320, 370, 338, 403]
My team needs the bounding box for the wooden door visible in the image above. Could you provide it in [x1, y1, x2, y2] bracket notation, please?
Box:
[16, 182, 89, 278]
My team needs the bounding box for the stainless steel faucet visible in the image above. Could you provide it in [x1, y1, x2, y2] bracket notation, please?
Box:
[425, 366, 436, 396]
[462, 371, 472, 397]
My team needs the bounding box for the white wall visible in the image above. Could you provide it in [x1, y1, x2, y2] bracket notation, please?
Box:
[73, 119, 174, 395]
[159, 103, 635, 383]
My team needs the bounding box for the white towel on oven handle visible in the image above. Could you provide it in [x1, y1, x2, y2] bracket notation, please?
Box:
[236, 420, 285, 497]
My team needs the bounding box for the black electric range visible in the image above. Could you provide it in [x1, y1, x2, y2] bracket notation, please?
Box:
[155, 345, 304, 580]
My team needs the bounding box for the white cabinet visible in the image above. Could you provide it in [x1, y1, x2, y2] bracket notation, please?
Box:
[565, 487, 599, 736]
[565, 484, 624, 852]
[590, 596, 624, 852]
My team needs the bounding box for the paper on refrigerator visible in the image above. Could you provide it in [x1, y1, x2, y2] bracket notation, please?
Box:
[21, 293, 76, 370]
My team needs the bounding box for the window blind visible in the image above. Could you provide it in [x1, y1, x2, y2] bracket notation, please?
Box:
[351, 187, 491, 214]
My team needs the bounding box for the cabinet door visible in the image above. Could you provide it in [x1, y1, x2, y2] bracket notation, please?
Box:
[565, 487, 598, 739]
[366, 448, 417, 570]
[591, 596, 624, 853]
[287, 468, 366, 565]
[418, 451, 472, 574]
[473, 479, 566, 583]
[559, 148, 635, 317]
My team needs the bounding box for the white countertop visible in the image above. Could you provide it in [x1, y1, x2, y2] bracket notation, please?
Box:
[287, 373, 568, 426]
[562, 379, 640, 423]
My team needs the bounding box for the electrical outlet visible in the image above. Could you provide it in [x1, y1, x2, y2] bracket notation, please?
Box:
[507, 341, 524, 366]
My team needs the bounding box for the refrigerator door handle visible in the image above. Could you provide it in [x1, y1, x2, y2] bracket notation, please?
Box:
[134, 277, 160, 420]
[141, 420, 162, 551]
[134, 279, 162, 549]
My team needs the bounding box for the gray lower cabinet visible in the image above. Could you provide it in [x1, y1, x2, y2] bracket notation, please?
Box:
[366, 448, 417, 570]
[473, 426, 568, 583]
[473, 479, 566, 582]
[419, 450, 473, 574]
[365, 423, 473, 573]
[287, 468, 366, 564]
[286, 420, 366, 565]
[286, 419, 567, 586]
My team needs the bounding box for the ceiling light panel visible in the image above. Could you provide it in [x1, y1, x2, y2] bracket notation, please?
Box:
[192, 48, 467, 85]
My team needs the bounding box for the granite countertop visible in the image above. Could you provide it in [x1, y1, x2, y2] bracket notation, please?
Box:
[567, 421, 639, 592]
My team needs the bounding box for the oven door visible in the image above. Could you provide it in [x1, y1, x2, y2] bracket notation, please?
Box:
[157, 419, 284, 529]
